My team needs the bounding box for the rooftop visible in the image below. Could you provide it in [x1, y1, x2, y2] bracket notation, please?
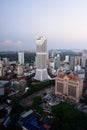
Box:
[20, 110, 33, 119]
[58, 73, 81, 81]
[0, 80, 10, 88]
[44, 95, 52, 101]
[18, 112, 52, 130]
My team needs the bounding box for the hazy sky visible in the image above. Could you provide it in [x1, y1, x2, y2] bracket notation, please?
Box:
[0, 0, 87, 51]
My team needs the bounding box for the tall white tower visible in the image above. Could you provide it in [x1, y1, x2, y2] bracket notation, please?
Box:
[35, 36, 49, 81]
[65, 55, 69, 62]
[18, 52, 24, 65]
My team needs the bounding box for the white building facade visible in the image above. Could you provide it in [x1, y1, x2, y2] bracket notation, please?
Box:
[0, 63, 3, 77]
[18, 52, 24, 65]
[35, 36, 49, 81]
[17, 64, 23, 76]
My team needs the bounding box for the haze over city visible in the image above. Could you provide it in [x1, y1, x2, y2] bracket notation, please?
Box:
[0, 0, 87, 51]
[1, 2, 87, 128]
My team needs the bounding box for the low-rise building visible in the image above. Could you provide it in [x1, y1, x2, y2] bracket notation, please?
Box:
[55, 72, 83, 103]
[18, 110, 51, 130]
[11, 79, 26, 96]
[0, 80, 11, 96]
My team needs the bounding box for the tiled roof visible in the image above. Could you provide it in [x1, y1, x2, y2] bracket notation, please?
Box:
[68, 73, 80, 81]
[58, 73, 81, 81]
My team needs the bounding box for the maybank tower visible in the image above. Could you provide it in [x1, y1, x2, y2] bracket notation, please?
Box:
[35, 36, 49, 81]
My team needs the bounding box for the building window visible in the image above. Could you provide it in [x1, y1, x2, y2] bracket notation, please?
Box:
[68, 85, 76, 97]
[57, 82, 63, 93]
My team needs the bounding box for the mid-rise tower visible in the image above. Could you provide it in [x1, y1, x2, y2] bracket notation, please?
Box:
[82, 50, 87, 68]
[18, 52, 24, 65]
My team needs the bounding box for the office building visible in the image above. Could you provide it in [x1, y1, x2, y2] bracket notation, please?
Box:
[75, 56, 81, 66]
[74, 65, 81, 71]
[55, 72, 83, 103]
[84, 59, 87, 89]
[0, 63, 3, 77]
[54, 54, 60, 70]
[35, 36, 49, 81]
[0, 80, 11, 96]
[82, 50, 87, 68]
[65, 55, 69, 63]
[17, 64, 23, 76]
[18, 52, 24, 65]
[3, 58, 9, 66]
[70, 56, 75, 71]
[49, 49, 55, 58]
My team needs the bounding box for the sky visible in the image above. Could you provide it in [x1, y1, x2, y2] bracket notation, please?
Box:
[0, 0, 87, 51]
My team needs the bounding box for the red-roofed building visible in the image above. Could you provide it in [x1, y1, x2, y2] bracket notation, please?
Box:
[43, 124, 51, 130]
[55, 72, 83, 103]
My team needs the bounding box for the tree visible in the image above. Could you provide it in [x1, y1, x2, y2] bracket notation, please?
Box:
[52, 102, 87, 130]
[26, 76, 32, 87]
[0, 109, 7, 118]
[32, 96, 42, 108]
[82, 95, 87, 105]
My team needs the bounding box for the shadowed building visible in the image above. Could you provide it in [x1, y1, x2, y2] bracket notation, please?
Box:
[84, 59, 87, 88]
[75, 56, 81, 66]
[0, 63, 3, 77]
[82, 50, 87, 68]
[70, 56, 75, 71]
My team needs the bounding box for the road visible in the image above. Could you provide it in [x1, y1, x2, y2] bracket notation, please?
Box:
[20, 86, 54, 107]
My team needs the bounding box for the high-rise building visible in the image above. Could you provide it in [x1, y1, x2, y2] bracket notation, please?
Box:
[17, 64, 23, 76]
[54, 54, 60, 70]
[75, 56, 81, 66]
[84, 59, 87, 85]
[55, 72, 83, 103]
[70, 56, 75, 71]
[35, 36, 49, 81]
[49, 49, 55, 58]
[18, 52, 24, 65]
[82, 50, 87, 68]
[3, 58, 9, 66]
[0, 63, 3, 77]
[65, 55, 69, 62]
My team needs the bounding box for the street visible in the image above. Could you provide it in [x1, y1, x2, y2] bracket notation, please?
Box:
[20, 86, 54, 106]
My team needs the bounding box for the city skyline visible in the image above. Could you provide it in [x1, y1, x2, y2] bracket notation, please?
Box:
[0, 0, 87, 51]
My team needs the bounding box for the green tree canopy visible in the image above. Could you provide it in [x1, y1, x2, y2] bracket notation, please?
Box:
[52, 102, 87, 130]
[32, 96, 42, 108]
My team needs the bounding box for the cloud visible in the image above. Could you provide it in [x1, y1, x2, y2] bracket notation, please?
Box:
[3, 40, 12, 45]
[17, 40, 23, 45]
[0, 39, 25, 51]
[2, 39, 23, 46]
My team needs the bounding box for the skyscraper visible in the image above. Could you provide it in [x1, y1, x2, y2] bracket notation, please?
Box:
[65, 55, 69, 63]
[18, 52, 24, 65]
[17, 64, 23, 76]
[0, 63, 3, 77]
[54, 54, 60, 70]
[35, 36, 49, 81]
[75, 56, 81, 66]
[84, 59, 87, 84]
[70, 56, 75, 71]
[82, 50, 87, 68]
[49, 49, 55, 58]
